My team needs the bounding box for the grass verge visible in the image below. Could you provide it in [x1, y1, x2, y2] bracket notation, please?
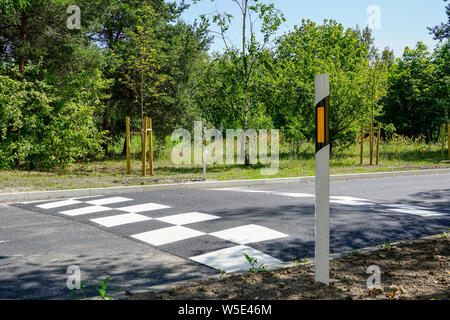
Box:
[1, 139, 449, 193]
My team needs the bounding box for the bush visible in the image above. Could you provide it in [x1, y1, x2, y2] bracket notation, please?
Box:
[0, 66, 107, 169]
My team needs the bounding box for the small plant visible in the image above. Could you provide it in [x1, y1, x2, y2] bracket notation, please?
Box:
[71, 281, 88, 300]
[380, 242, 391, 251]
[218, 268, 227, 279]
[95, 276, 120, 300]
[440, 228, 450, 238]
[69, 276, 120, 300]
[354, 249, 360, 254]
[294, 258, 307, 264]
[243, 253, 267, 274]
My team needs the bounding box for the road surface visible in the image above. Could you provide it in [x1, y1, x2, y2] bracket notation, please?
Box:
[1, 173, 449, 299]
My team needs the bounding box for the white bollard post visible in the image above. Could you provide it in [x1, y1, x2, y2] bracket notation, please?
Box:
[314, 74, 330, 285]
[203, 128, 207, 180]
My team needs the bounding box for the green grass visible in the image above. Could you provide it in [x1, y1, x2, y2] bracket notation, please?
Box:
[0, 135, 449, 193]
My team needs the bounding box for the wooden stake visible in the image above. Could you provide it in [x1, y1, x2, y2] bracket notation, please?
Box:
[369, 122, 373, 165]
[142, 116, 147, 177]
[126, 117, 131, 174]
[448, 123, 449, 160]
[148, 118, 154, 176]
[442, 123, 446, 161]
[376, 122, 381, 165]
[360, 124, 364, 165]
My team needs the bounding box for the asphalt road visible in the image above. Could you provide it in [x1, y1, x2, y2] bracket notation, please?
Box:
[1, 173, 449, 299]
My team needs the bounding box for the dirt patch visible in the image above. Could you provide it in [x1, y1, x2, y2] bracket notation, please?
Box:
[127, 235, 450, 300]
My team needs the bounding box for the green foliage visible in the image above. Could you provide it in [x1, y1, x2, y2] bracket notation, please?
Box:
[381, 42, 449, 141]
[113, 4, 167, 125]
[0, 0, 448, 171]
[428, 0, 450, 41]
[243, 253, 267, 274]
[70, 276, 120, 300]
[260, 20, 385, 151]
[0, 63, 108, 169]
[95, 276, 120, 300]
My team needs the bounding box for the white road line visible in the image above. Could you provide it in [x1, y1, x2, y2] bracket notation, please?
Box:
[330, 196, 374, 206]
[156, 212, 220, 225]
[90, 213, 152, 228]
[210, 187, 448, 217]
[59, 206, 111, 216]
[211, 187, 314, 198]
[117, 203, 171, 213]
[210, 224, 288, 245]
[37, 199, 82, 209]
[384, 204, 447, 217]
[190, 245, 282, 272]
[85, 197, 132, 206]
[131, 226, 205, 246]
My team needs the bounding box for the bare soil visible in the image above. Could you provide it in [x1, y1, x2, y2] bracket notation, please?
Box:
[127, 235, 450, 300]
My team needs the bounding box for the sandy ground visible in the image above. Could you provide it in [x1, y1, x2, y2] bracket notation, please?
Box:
[127, 234, 449, 300]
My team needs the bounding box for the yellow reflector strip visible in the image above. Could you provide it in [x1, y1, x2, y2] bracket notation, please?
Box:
[317, 107, 324, 143]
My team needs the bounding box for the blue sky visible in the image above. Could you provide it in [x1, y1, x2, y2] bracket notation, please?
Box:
[175, 0, 447, 57]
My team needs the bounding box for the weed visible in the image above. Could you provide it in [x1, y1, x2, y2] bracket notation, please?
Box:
[380, 242, 391, 251]
[244, 253, 267, 274]
[70, 276, 119, 300]
[70, 281, 88, 300]
[218, 268, 227, 279]
[95, 276, 120, 300]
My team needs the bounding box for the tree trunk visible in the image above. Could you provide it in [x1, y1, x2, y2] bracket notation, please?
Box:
[18, 11, 28, 73]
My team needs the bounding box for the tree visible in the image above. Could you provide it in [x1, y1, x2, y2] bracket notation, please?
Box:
[114, 4, 167, 130]
[195, 0, 285, 164]
[366, 48, 389, 164]
[261, 20, 379, 152]
[381, 42, 449, 141]
[0, 0, 111, 169]
[89, 0, 210, 146]
[429, 0, 450, 41]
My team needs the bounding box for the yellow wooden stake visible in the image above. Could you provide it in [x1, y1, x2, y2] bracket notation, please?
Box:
[142, 116, 147, 177]
[369, 122, 373, 165]
[376, 122, 381, 166]
[126, 117, 131, 175]
[442, 123, 446, 161]
[148, 118, 154, 176]
[360, 124, 364, 165]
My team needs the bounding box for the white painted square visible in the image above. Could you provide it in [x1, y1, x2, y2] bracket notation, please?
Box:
[131, 226, 205, 246]
[117, 203, 170, 213]
[190, 245, 283, 272]
[59, 206, 111, 216]
[384, 204, 447, 217]
[90, 213, 152, 228]
[156, 212, 220, 225]
[273, 192, 314, 198]
[210, 224, 288, 245]
[37, 199, 81, 209]
[330, 196, 373, 206]
[85, 197, 132, 206]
